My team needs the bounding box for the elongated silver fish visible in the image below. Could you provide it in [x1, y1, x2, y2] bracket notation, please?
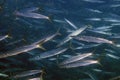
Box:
[15, 11, 49, 20]
[0, 44, 40, 59]
[29, 77, 40, 80]
[73, 36, 113, 44]
[64, 18, 77, 29]
[82, 0, 105, 3]
[60, 53, 92, 65]
[106, 54, 120, 60]
[33, 31, 60, 45]
[85, 18, 101, 21]
[0, 35, 9, 41]
[57, 25, 88, 47]
[13, 70, 42, 78]
[60, 60, 99, 68]
[29, 47, 68, 61]
[88, 30, 112, 36]
[75, 44, 100, 50]
[19, 7, 39, 13]
[0, 73, 8, 77]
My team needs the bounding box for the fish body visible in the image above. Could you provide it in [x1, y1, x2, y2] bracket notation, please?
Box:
[13, 70, 42, 78]
[64, 18, 77, 29]
[57, 26, 88, 47]
[29, 47, 68, 61]
[0, 44, 39, 58]
[73, 36, 113, 44]
[75, 44, 100, 50]
[19, 7, 39, 12]
[60, 53, 92, 65]
[60, 60, 98, 68]
[15, 11, 49, 20]
[0, 73, 8, 77]
[29, 77, 40, 80]
[0, 35, 9, 41]
[33, 32, 60, 45]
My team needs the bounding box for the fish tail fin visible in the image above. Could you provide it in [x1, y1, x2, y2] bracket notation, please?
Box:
[97, 53, 106, 67]
[87, 24, 93, 29]
[48, 15, 54, 22]
[111, 40, 116, 46]
[6, 31, 13, 39]
[37, 44, 46, 51]
[97, 58, 102, 67]
[40, 69, 46, 80]
[69, 40, 74, 50]
[56, 27, 61, 36]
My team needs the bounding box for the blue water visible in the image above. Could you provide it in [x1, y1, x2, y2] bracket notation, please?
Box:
[0, 0, 120, 80]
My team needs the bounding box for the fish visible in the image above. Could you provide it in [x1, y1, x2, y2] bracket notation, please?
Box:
[73, 36, 113, 44]
[19, 7, 39, 13]
[0, 44, 40, 58]
[110, 4, 120, 8]
[0, 73, 8, 77]
[86, 8, 102, 13]
[12, 70, 42, 78]
[82, 0, 105, 3]
[60, 59, 99, 68]
[108, 34, 120, 39]
[60, 53, 93, 65]
[0, 35, 9, 41]
[74, 44, 100, 50]
[2, 68, 24, 73]
[103, 18, 120, 22]
[6, 39, 25, 46]
[15, 11, 49, 20]
[84, 71, 99, 80]
[106, 54, 120, 60]
[110, 76, 120, 80]
[111, 23, 120, 26]
[95, 26, 113, 30]
[105, 49, 116, 54]
[88, 30, 112, 36]
[64, 18, 77, 30]
[33, 29, 60, 46]
[53, 19, 66, 23]
[29, 77, 41, 80]
[29, 47, 68, 61]
[57, 25, 88, 47]
[85, 18, 101, 21]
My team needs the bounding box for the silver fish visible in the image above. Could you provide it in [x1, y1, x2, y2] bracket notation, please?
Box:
[15, 11, 49, 20]
[57, 25, 88, 47]
[29, 77, 40, 80]
[85, 18, 101, 21]
[13, 70, 42, 78]
[64, 18, 77, 30]
[29, 47, 68, 61]
[106, 54, 120, 60]
[0, 43, 43, 59]
[88, 30, 112, 36]
[0, 35, 9, 41]
[60, 60, 99, 68]
[87, 8, 102, 13]
[60, 53, 92, 65]
[73, 36, 113, 44]
[19, 7, 39, 12]
[0, 73, 8, 77]
[75, 44, 100, 50]
[33, 31, 60, 45]
[82, 0, 105, 3]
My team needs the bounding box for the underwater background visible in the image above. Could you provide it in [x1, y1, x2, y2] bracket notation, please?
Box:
[0, 0, 120, 80]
